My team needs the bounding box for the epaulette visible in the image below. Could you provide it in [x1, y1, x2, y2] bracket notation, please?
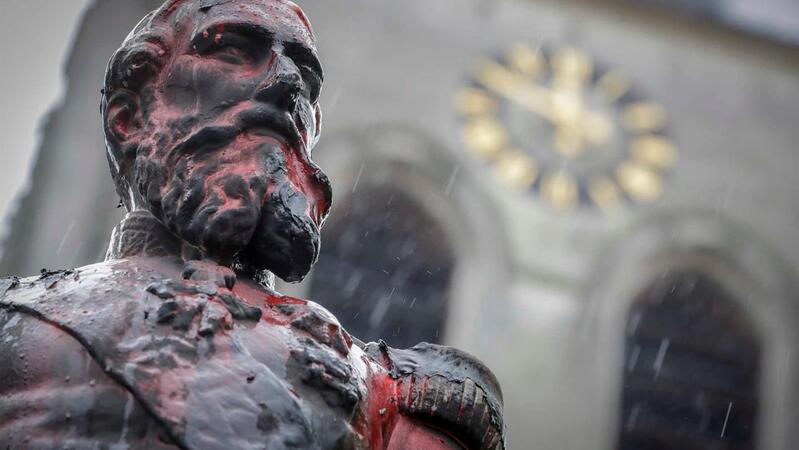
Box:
[366, 341, 505, 450]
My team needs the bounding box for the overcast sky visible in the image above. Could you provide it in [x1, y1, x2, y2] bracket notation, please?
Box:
[0, 0, 92, 235]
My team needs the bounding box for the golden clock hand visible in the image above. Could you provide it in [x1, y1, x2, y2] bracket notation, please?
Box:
[476, 59, 558, 123]
[477, 59, 614, 151]
[550, 87, 614, 146]
[580, 110, 614, 145]
[553, 123, 584, 157]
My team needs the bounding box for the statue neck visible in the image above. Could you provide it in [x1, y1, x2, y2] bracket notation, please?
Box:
[106, 209, 276, 290]
[106, 210, 187, 261]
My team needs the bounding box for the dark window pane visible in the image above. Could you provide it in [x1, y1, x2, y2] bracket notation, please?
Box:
[309, 186, 453, 348]
[618, 272, 760, 450]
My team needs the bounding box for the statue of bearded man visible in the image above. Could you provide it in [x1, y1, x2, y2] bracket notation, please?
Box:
[0, 1, 505, 449]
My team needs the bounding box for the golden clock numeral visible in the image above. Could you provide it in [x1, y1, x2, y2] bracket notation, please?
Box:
[508, 43, 545, 78]
[463, 117, 507, 158]
[621, 102, 667, 132]
[588, 176, 623, 211]
[476, 59, 519, 95]
[541, 170, 579, 209]
[494, 150, 538, 190]
[597, 70, 630, 102]
[455, 88, 498, 116]
[616, 161, 663, 202]
[631, 135, 678, 169]
[552, 47, 593, 90]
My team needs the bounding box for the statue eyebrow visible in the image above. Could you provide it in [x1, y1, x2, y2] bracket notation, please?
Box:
[283, 41, 324, 82]
[194, 21, 274, 47]
[193, 20, 322, 81]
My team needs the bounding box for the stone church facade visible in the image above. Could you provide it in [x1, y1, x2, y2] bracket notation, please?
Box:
[2, 1, 798, 448]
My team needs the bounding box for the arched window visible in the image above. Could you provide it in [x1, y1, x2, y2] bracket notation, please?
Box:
[618, 271, 760, 450]
[309, 185, 454, 348]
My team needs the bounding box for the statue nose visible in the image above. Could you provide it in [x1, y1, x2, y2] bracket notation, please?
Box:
[254, 55, 304, 111]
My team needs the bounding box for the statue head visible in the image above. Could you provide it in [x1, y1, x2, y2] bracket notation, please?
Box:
[101, 0, 331, 282]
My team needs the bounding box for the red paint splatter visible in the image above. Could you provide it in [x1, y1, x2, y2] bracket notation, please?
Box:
[287, 2, 314, 39]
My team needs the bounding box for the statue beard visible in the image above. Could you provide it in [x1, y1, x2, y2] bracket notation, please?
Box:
[135, 136, 325, 283]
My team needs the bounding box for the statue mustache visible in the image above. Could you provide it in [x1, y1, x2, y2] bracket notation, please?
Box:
[169, 104, 305, 160]
[158, 103, 331, 226]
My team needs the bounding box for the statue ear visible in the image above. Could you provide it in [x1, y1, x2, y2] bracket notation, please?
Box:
[314, 103, 322, 136]
[104, 90, 143, 148]
[312, 103, 322, 146]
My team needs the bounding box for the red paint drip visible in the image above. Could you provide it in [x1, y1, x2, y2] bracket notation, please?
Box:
[280, 145, 329, 227]
[365, 372, 400, 450]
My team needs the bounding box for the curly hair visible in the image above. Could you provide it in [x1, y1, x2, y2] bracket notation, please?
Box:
[100, 0, 190, 208]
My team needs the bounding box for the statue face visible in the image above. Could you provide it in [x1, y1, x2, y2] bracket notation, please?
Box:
[127, 0, 331, 281]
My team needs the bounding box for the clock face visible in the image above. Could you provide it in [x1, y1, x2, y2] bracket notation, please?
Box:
[456, 44, 678, 211]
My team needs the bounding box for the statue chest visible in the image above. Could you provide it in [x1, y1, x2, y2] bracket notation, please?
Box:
[0, 268, 376, 450]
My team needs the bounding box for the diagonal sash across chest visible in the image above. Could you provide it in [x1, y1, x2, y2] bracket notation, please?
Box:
[0, 264, 364, 450]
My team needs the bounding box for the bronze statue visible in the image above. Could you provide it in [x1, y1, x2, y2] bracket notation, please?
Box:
[0, 1, 504, 448]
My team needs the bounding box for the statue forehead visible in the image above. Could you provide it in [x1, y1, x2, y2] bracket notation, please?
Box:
[174, 0, 316, 48]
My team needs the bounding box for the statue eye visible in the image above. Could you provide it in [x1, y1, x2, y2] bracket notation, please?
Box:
[300, 66, 322, 103]
[193, 31, 264, 66]
[208, 44, 252, 65]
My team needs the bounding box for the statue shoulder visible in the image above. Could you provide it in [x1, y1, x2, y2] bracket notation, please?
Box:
[0, 257, 184, 304]
[0, 259, 184, 357]
[0, 266, 105, 305]
[365, 341, 505, 450]
[0, 259, 166, 351]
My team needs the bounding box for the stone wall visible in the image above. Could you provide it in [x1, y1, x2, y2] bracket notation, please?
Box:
[2, 1, 798, 448]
